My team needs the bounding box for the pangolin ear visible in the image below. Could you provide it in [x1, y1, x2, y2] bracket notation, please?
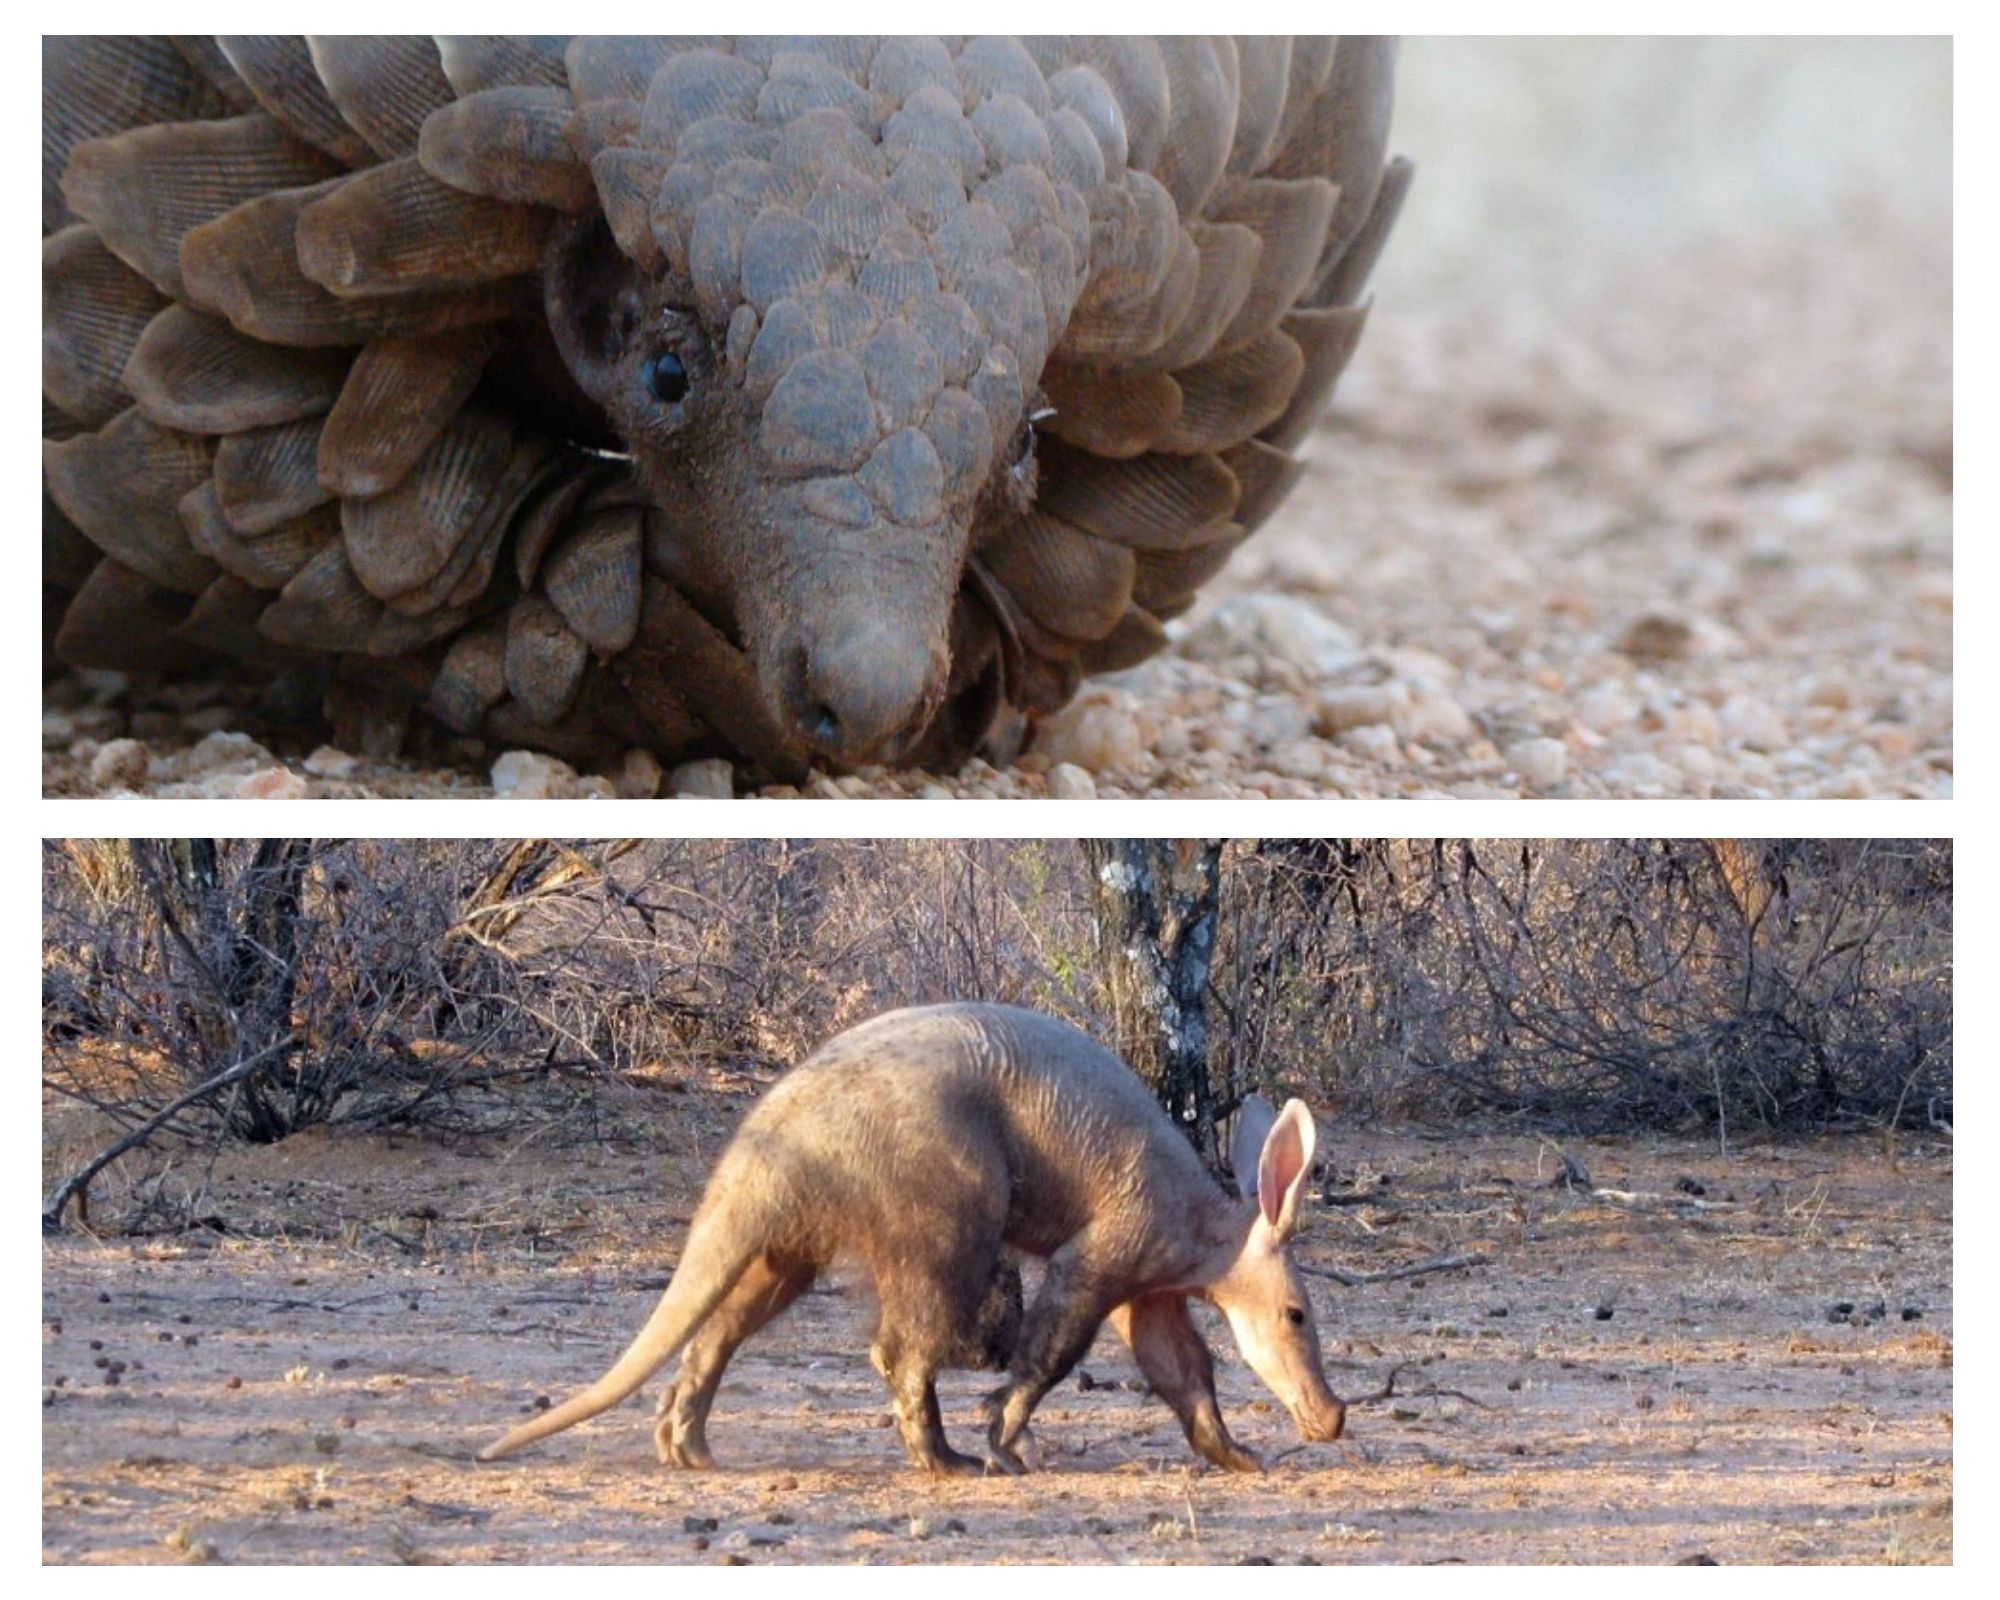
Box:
[543, 211, 646, 408]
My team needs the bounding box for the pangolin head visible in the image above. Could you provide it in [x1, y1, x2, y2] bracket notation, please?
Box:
[546, 42, 1084, 766]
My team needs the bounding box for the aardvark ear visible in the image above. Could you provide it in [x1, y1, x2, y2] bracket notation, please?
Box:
[1256, 1099, 1318, 1241]
[1231, 1093, 1277, 1203]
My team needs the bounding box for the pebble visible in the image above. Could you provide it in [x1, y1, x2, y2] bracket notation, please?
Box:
[88, 738, 149, 789]
[1620, 612, 1695, 660]
[612, 748, 663, 798]
[1717, 694, 1785, 749]
[1574, 684, 1640, 735]
[234, 766, 307, 800]
[1317, 684, 1397, 733]
[1247, 694, 1313, 748]
[1506, 736, 1568, 789]
[1398, 683, 1475, 745]
[1600, 752, 1677, 794]
[669, 758, 736, 798]
[303, 746, 360, 779]
[1034, 687, 1145, 772]
[188, 730, 271, 772]
[1180, 593, 1359, 677]
[491, 750, 578, 798]
[1045, 763, 1096, 799]
[1340, 723, 1402, 763]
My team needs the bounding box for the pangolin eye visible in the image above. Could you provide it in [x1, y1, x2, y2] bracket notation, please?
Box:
[643, 351, 689, 405]
[1285, 1306, 1307, 1327]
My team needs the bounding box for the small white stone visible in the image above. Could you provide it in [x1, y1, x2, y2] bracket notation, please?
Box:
[1601, 752, 1676, 795]
[234, 766, 307, 800]
[1340, 723, 1401, 763]
[88, 738, 150, 790]
[1678, 743, 1719, 783]
[189, 730, 271, 772]
[613, 747, 663, 798]
[1717, 693, 1786, 749]
[1268, 740, 1331, 782]
[1045, 762, 1097, 799]
[1575, 684, 1639, 735]
[1247, 694, 1312, 748]
[491, 749, 578, 798]
[1396, 684, 1474, 745]
[668, 758, 736, 798]
[1035, 688, 1145, 773]
[302, 745, 359, 779]
[1179, 593, 1359, 677]
[1506, 736, 1567, 790]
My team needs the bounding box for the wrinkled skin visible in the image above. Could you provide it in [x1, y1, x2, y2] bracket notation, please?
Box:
[477, 1004, 1345, 1476]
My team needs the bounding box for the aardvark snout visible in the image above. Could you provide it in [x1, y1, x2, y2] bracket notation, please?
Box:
[1296, 1391, 1346, 1443]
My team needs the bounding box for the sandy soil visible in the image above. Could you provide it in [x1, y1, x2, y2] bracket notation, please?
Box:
[42, 1091, 1952, 1565]
[40, 41, 1951, 801]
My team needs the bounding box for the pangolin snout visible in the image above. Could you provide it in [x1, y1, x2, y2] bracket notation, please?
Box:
[781, 617, 946, 765]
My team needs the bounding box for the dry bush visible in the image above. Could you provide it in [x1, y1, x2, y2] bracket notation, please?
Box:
[42, 837, 1950, 1230]
[1215, 840, 1951, 1138]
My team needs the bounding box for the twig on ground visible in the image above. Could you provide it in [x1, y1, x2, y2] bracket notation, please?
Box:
[42, 1034, 300, 1233]
[1347, 1362, 1493, 1412]
[1302, 1250, 1491, 1287]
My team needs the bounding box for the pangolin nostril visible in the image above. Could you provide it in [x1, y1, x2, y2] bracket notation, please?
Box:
[785, 625, 938, 763]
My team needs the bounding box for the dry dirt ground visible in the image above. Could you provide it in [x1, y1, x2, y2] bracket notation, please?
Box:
[40, 41, 1951, 801]
[43, 1085, 1953, 1565]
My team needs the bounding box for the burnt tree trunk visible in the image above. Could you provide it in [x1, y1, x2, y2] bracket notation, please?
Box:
[1085, 838, 1225, 1171]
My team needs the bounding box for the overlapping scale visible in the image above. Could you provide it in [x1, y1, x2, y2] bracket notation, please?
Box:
[182, 177, 523, 346]
[306, 36, 456, 160]
[339, 408, 515, 603]
[297, 159, 553, 295]
[44, 409, 218, 593]
[54, 559, 208, 674]
[216, 36, 376, 167]
[44, 36, 230, 234]
[417, 87, 595, 212]
[317, 327, 498, 498]
[543, 510, 645, 655]
[41, 225, 165, 426]
[59, 113, 343, 299]
[213, 417, 331, 533]
[123, 304, 348, 433]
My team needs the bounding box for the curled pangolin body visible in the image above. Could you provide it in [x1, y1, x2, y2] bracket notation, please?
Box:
[43, 36, 1410, 778]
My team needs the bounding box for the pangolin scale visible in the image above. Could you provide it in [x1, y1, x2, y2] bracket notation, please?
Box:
[42, 35, 1409, 778]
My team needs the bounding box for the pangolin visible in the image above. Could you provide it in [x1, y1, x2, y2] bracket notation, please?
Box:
[43, 36, 1409, 778]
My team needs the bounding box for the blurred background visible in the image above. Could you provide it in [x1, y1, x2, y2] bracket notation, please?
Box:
[1177, 35, 1955, 800]
[1385, 37, 1949, 294]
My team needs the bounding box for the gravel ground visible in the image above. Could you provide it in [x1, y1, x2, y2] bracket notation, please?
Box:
[42, 39, 1950, 800]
